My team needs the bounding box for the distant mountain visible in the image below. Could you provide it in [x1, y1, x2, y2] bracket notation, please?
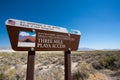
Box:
[19, 36, 35, 42]
[0, 47, 11, 50]
[78, 48, 95, 51]
[78, 48, 120, 51]
[101, 48, 120, 51]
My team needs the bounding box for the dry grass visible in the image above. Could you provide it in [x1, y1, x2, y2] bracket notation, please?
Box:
[0, 50, 120, 80]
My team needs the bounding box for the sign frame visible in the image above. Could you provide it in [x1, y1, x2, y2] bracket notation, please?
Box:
[6, 19, 81, 51]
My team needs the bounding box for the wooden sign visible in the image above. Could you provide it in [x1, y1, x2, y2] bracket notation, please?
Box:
[6, 19, 81, 51]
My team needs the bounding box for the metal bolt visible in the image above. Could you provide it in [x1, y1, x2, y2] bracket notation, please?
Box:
[30, 48, 34, 51]
[32, 29, 35, 32]
[68, 48, 71, 51]
[68, 33, 71, 37]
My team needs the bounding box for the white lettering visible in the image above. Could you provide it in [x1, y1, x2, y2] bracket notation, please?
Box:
[52, 44, 66, 48]
[37, 43, 51, 48]
[38, 39, 52, 43]
[53, 40, 63, 44]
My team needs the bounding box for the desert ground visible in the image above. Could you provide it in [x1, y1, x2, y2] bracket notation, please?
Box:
[0, 50, 120, 80]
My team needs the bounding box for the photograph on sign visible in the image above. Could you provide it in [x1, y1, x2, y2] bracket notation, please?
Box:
[18, 31, 36, 47]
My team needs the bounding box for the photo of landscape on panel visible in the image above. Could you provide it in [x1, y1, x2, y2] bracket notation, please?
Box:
[18, 31, 36, 47]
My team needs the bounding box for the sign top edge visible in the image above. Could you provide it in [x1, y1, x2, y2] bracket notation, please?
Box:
[5, 18, 81, 35]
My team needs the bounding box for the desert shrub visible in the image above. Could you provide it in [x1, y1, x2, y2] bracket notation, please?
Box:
[92, 61, 103, 70]
[0, 65, 10, 72]
[99, 54, 120, 70]
[0, 72, 6, 80]
[34, 66, 64, 80]
[7, 69, 16, 80]
[114, 60, 120, 69]
[51, 66, 64, 80]
[72, 62, 92, 80]
[15, 65, 26, 80]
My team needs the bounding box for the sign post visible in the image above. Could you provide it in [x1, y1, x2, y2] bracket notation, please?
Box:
[6, 19, 81, 80]
[26, 48, 35, 80]
[64, 49, 71, 80]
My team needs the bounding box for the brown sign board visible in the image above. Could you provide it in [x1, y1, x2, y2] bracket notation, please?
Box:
[6, 19, 81, 51]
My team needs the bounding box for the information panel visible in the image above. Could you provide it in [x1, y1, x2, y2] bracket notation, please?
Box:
[6, 19, 81, 51]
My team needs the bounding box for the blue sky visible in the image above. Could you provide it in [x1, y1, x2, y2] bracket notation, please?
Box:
[0, 0, 120, 49]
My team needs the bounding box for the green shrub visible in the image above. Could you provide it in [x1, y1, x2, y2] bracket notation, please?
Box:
[0, 73, 5, 79]
[99, 54, 119, 70]
[92, 61, 103, 70]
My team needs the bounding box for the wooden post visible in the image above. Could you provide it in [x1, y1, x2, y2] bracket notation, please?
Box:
[64, 49, 72, 80]
[26, 49, 35, 80]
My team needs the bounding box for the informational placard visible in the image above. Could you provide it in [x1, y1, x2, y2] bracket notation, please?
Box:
[6, 19, 81, 51]
[18, 31, 36, 47]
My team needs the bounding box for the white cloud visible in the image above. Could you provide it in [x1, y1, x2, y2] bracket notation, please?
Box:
[19, 31, 30, 36]
[31, 34, 36, 37]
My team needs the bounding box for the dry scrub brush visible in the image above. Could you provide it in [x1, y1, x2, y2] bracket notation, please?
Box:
[72, 62, 94, 80]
